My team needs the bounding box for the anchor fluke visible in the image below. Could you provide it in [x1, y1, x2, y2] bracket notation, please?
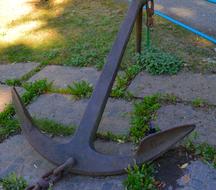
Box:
[135, 124, 196, 163]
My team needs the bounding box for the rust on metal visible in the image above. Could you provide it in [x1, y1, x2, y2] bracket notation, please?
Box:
[12, 0, 195, 184]
[146, 0, 154, 27]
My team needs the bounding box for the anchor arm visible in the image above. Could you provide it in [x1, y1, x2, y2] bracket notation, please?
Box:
[73, 0, 147, 146]
[12, 87, 71, 164]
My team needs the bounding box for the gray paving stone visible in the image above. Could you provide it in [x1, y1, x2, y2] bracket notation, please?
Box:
[0, 135, 133, 189]
[152, 104, 216, 146]
[28, 94, 133, 135]
[176, 160, 216, 190]
[128, 72, 216, 105]
[28, 65, 101, 89]
[156, 149, 216, 190]
[0, 62, 39, 83]
[0, 85, 25, 112]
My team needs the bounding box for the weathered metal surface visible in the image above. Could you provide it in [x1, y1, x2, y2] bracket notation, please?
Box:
[12, 0, 195, 178]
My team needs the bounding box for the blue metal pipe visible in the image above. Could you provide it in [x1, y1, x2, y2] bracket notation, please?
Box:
[154, 10, 216, 44]
[207, 0, 216, 4]
[128, 0, 216, 44]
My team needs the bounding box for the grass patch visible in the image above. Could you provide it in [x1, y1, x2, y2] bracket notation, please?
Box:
[137, 47, 183, 75]
[0, 0, 131, 67]
[34, 118, 75, 136]
[158, 93, 178, 104]
[124, 163, 157, 190]
[68, 80, 93, 99]
[130, 95, 161, 143]
[96, 131, 129, 143]
[0, 173, 27, 190]
[111, 64, 142, 98]
[5, 79, 22, 86]
[184, 132, 216, 168]
[21, 79, 52, 104]
[191, 98, 206, 108]
[0, 105, 20, 142]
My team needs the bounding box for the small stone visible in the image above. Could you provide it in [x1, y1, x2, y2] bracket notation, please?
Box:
[180, 163, 189, 169]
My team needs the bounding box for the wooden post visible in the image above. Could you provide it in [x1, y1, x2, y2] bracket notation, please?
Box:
[136, 7, 143, 53]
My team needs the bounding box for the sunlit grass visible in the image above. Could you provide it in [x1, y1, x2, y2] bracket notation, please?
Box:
[0, 0, 128, 66]
[0, 0, 68, 46]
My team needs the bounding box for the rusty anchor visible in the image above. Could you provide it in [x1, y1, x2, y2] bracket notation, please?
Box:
[11, 0, 195, 185]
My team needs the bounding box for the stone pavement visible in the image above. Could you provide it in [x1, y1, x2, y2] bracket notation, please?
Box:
[28, 94, 133, 135]
[155, 0, 216, 38]
[128, 71, 216, 105]
[0, 62, 39, 83]
[1, 63, 216, 189]
[28, 65, 101, 89]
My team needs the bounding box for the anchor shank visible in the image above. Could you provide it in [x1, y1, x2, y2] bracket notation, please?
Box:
[74, 0, 146, 145]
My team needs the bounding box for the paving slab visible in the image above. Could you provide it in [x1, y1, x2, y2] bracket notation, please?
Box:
[28, 65, 101, 89]
[28, 94, 133, 135]
[0, 62, 39, 83]
[156, 148, 216, 190]
[128, 72, 216, 105]
[152, 103, 216, 146]
[155, 0, 216, 38]
[0, 85, 25, 112]
[0, 135, 133, 189]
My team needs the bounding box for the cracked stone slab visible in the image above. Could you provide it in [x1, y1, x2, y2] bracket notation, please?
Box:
[152, 103, 216, 146]
[28, 94, 133, 135]
[28, 65, 101, 89]
[0, 85, 25, 112]
[0, 135, 133, 189]
[0, 62, 39, 83]
[128, 72, 216, 105]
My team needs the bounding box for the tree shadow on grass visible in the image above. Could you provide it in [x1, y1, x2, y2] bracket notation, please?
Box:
[0, 0, 128, 67]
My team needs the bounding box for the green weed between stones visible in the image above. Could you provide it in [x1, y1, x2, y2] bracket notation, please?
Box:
[21, 80, 52, 104]
[0, 173, 27, 190]
[130, 95, 161, 143]
[68, 80, 93, 99]
[5, 64, 46, 87]
[191, 98, 206, 108]
[5, 79, 22, 86]
[137, 47, 183, 75]
[184, 132, 216, 168]
[111, 64, 142, 99]
[124, 163, 157, 190]
[96, 131, 130, 143]
[34, 118, 76, 137]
